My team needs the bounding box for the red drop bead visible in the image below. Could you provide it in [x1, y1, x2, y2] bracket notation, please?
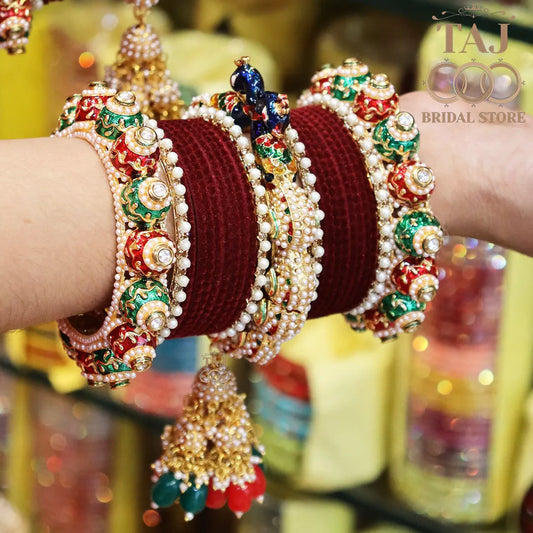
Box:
[124, 230, 175, 276]
[226, 483, 253, 515]
[249, 465, 267, 499]
[205, 484, 227, 510]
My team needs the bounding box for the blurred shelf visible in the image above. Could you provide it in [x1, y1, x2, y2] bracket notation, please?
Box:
[0, 353, 516, 533]
[340, 0, 533, 44]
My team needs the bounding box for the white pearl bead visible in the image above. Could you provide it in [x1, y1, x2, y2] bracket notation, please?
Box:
[252, 290, 263, 301]
[260, 222, 271, 234]
[257, 203, 268, 215]
[286, 128, 298, 141]
[177, 202, 189, 215]
[382, 224, 393, 236]
[255, 185, 266, 197]
[243, 153, 255, 165]
[172, 166, 184, 179]
[305, 173, 317, 186]
[258, 257, 269, 270]
[229, 125, 242, 137]
[310, 191, 320, 203]
[379, 257, 391, 268]
[300, 157, 312, 169]
[259, 241, 271, 252]
[159, 138, 172, 150]
[167, 317, 178, 329]
[294, 142, 305, 154]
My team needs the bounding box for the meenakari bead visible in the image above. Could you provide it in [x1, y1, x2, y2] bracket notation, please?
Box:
[309, 64, 337, 95]
[119, 278, 170, 332]
[387, 161, 435, 206]
[379, 291, 425, 332]
[363, 309, 398, 341]
[124, 229, 175, 275]
[75, 81, 116, 122]
[253, 134, 296, 177]
[110, 126, 159, 178]
[77, 348, 133, 388]
[108, 322, 157, 371]
[391, 256, 439, 303]
[96, 90, 143, 140]
[331, 58, 370, 101]
[57, 94, 82, 132]
[354, 73, 399, 124]
[344, 312, 366, 332]
[0, 0, 32, 54]
[121, 176, 171, 228]
[394, 211, 443, 257]
[373, 111, 420, 163]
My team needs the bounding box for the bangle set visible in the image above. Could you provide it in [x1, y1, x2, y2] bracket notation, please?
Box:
[298, 58, 442, 341]
[54, 83, 189, 387]
[52, 57, 441, 522]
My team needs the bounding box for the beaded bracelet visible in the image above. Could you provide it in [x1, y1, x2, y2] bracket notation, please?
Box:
[184, 101, 274, 342]
[54, 84, 186, 386]
[299, 59, 442, 340]
[203, 58, 321, 364]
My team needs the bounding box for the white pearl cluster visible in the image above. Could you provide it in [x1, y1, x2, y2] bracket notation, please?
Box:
[105, 21, 182, 121]
[183, 102, 273, 342]
[0, 16, 30, 52]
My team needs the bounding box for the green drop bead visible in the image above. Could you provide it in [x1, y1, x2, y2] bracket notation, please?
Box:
[180, 484, 208, 515]
[372, 119, 420, 162]
[379, 291, 424, 321]
[394, 211, 441, 256]
[95, 106, 143, 140]
[152, 472, 180, 508]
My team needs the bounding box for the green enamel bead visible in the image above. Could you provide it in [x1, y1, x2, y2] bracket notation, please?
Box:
[394, 211, 442, 256]
[121, 177, 171, 229]
[180, 484, 208, 515]
[93, 348, 132, 375]
[332, 73, 370, 101]
[152, 472, 180, 508]
[119, 278, 169, 328]
[379, 292, 424, 321]
[373, 117, 420, 163]
[58, 94, 81, 131]
[96, 107, 143, 140]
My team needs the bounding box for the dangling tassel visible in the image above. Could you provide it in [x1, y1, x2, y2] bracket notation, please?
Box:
[151, 355, 266, 521]
[105, 0, 183, 120]
[0, 0, 33, 54]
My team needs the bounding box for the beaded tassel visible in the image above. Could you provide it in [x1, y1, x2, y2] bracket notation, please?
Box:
[105, 0, 183, 120]
[151, 355, 266, 520]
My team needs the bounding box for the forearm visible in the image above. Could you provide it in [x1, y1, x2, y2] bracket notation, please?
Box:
[1, 137, 117, 331]
[2, 101, 532, 333]
[401, 91, 533, 255]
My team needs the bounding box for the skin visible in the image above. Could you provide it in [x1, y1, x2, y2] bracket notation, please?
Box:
[0, 91, 531, 332]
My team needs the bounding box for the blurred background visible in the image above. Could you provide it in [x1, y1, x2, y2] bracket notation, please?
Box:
[2, 0, 533, 532]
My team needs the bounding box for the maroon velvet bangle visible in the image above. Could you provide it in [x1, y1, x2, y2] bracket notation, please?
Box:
[163, 105, 377, 337]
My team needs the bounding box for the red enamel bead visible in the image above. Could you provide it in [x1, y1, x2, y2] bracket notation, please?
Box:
[309, 65, 336, 95]
[353, 73, 399, 123]
[391, 256, 439, 302]
[0, 1, 31, 22]
[124, 230, 175, 275]
[75, 83, 115, 122]
[108, 323, 156, 371]
[110, 127, 159, 178]
[226, 483, 253, 516]
[354, 92, 399, 123]
[363, 309, 393, 333]
[387, 161, 435, 206]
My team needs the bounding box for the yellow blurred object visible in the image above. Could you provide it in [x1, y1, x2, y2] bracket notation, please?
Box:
[194, 0, 317, 84]
[389, 18, 533, 522]
[281, 315, 394, 490]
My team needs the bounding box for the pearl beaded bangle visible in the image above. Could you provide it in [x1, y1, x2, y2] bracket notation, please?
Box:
[299, 59, 443, 340]
[184, 100, 274, 342]
[54, 85, 181, 386]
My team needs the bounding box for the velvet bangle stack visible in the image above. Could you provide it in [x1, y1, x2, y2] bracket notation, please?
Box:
[163, 105, 378, 338]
